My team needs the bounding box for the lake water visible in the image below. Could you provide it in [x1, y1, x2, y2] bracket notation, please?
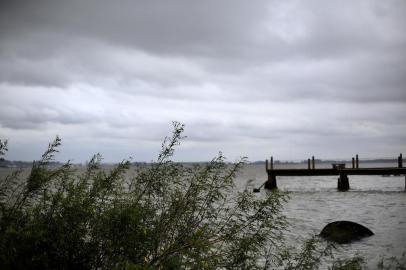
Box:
[237, 162, 406, 268]
[1, 162, 404, 268]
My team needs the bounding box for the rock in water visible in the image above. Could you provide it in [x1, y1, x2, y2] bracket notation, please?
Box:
[320, 221, 374, 244]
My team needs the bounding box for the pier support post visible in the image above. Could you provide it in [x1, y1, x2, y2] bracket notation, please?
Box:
[356, 154, 359, 169]
[308, 159, 311, 169]
[312, 156, 315, 169]
[270, 156, 274, 170]
[352, 157, 355, 169]
[265, 174, 277, 190]
[398, 153, 403, 168]
[337, 172, 349, 191]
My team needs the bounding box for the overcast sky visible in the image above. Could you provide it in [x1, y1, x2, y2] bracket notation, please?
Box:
[1, 0, 405, 162]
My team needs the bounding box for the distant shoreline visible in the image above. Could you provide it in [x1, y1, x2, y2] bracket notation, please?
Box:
[0, 157, 402, 168]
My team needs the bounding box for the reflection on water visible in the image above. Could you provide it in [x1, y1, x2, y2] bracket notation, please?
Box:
[237, 163, 406, 268]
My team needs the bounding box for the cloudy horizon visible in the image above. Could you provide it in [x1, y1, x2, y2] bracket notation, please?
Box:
[1, 0, 405, 163]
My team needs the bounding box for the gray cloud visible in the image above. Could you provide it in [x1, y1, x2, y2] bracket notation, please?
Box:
[0, 0, 405, 162]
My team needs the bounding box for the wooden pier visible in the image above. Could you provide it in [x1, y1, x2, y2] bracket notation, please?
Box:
[264, 154, 406, 191]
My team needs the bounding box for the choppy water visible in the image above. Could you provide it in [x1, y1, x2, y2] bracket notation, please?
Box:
[1, 162, 404, 267]
[237, 162, 406, 268]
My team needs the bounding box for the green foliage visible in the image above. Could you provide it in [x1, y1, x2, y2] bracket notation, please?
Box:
[279, 236, 334, 270]
[0, 123, 290, 269]
[0, 139, 7, 156]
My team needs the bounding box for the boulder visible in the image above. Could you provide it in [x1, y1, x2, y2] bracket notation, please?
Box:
[320, 221, 373, 244]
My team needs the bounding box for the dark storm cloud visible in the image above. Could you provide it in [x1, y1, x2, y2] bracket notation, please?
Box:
[0, 0, 269, 57]
[0, 0, 405, 161]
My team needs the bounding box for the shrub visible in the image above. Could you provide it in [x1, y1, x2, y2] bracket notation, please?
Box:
[0, 122, 293, 269]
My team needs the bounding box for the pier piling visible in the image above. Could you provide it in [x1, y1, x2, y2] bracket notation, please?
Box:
[398, 153, 403, 168]
[265, 174, 277, 190]
[356, 154, 359, 169]
[337, 172, 349, 191]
